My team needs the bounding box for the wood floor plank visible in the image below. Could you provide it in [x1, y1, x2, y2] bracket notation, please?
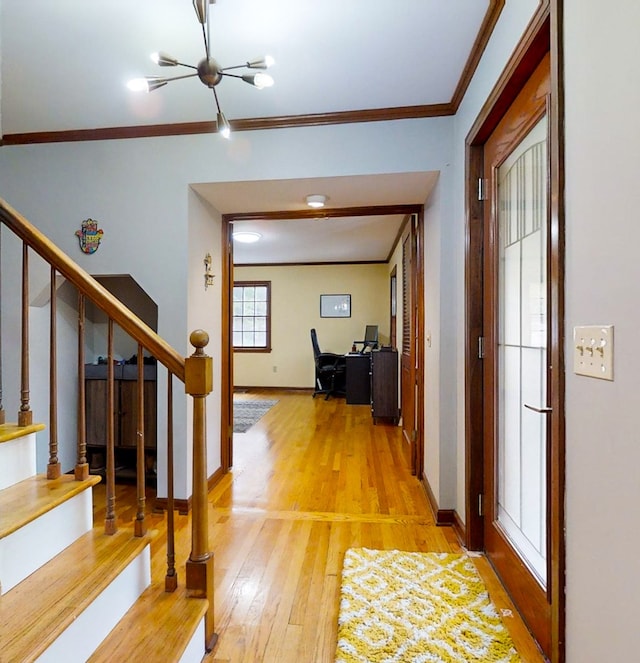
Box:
[94, 389, 544, 663]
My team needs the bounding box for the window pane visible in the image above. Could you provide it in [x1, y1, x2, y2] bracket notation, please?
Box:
[233, 281, 271, 350]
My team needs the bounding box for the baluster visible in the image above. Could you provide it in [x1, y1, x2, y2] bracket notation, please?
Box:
[18, 243, 32, 426]
[165, 372, 177, 591]
[185, 330, 216, 650]
[104, 319, 117, 534]
[75, 293, 89, 480]
[47, 266, 61, 479]
[134, 344, 147, 536]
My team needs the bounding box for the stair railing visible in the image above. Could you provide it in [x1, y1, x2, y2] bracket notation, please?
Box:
[0, 197, 215, 649]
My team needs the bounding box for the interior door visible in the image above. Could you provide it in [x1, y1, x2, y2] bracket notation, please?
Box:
[483, 54, 552, 653]
[401, 221, 417, 473]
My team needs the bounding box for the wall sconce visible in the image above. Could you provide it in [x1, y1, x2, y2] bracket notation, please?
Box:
[204, 253, 215, 290]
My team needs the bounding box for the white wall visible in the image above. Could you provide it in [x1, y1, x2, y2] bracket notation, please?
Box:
[564, 0, 640, 658]
[186, 190, 223, 493]
[0, 118, 453, 497]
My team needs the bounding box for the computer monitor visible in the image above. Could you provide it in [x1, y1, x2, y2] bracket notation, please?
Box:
[364, 325, 378, 345]
[353, 325, 379, 352]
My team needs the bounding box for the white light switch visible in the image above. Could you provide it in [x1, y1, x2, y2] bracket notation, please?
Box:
[573, 325, 614, 380]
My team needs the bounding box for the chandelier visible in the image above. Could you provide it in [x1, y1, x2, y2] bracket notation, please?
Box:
[127, 0, 274, 139]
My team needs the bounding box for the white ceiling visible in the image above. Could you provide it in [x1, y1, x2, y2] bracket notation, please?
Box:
[193, 172, 438, 264]
[1, 0, 493, 263]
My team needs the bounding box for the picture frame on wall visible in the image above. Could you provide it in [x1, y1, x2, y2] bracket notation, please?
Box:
[320, 294, 351, 318]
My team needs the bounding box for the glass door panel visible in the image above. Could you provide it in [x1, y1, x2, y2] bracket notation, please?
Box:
[497, 115, 548, 585]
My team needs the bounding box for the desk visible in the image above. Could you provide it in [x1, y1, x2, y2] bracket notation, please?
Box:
[345, 353, 370, 404]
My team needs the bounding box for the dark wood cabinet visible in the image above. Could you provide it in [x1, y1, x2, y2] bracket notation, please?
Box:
[370, 349, 398, 423]
[85, 364, 157, 482]
[345, 353, 371, 404]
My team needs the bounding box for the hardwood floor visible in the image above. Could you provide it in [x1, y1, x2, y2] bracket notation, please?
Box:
[94, 389, 545, 662]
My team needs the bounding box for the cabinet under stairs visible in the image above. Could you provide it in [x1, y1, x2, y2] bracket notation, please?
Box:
[1, 425, 207, 663]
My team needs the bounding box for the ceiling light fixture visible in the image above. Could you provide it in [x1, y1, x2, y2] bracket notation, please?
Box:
[232, 231, 262, 243]
[127, 0, 274, 139]
[306, 194, 327, 209]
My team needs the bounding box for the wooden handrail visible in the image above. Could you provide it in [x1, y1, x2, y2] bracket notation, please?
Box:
[0, 198, 185, 381]
[1, 199, 214, 649]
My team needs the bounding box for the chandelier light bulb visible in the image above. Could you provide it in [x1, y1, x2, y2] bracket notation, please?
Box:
[127, 78, 149, 92]
[217, 111, 231, 139]
[254, 73, 274, 89]
[247, 56, 275, 69]
[151, 51, 179, 67]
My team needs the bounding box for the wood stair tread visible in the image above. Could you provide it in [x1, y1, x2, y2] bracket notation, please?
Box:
[0, 473, 102, 539]
[3, 526, 153, 662]
[0, 422, 46, 444]
[88, 582, 208, 662]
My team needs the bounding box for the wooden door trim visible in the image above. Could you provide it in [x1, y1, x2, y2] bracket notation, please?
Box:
[221, 205, 424, 482]
[464, 1, 565, 661]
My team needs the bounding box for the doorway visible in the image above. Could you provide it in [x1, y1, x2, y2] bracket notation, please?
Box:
[220, 204, 425, 478]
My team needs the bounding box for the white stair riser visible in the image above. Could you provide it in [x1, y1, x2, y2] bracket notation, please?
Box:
[0, 433, 37, 490]
[179, 619, 206, 663]
[36, 545, 151, 663]
[0, 489, 93, 594]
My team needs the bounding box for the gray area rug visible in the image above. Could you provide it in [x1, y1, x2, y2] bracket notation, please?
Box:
[233, 399, 278, 433]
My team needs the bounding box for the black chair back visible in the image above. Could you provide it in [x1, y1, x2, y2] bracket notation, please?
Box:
[310, 328, 322, 358]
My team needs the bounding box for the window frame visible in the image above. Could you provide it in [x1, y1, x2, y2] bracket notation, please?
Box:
[232, 280, 272, 353]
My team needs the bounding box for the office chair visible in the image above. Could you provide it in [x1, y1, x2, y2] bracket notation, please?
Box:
[310, 328, 346, 400]
[352, 325, 379, 353]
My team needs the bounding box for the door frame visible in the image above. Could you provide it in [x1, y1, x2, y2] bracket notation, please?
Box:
[220, 204, 425, 478]
[464, 1, 565, 660]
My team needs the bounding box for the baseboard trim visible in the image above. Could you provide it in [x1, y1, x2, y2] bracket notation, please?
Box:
[452, 510, 466, 547]
[154, 466, 225, 515]
[234, 386, 312, 393]
[420, 474, 465, 542]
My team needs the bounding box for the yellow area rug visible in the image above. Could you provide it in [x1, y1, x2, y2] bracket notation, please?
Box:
[335, 548, 521, 662]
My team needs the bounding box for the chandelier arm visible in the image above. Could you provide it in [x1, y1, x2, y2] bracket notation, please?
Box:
[212, 87, 222, 114]
[175, 62, 199, 70]
[200, 22, 210, 60]
[220, 72, 243, 80]
[157, 73, 200, 84]
[220, 64, 247, 72]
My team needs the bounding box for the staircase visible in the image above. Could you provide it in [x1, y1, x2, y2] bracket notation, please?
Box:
[0, 197, 216, 662]
[1, 425, 208, 663]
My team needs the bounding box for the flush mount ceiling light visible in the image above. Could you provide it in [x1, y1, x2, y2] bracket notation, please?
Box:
[232, 231, 262, 243]
[306, 194, 327, 208]
[127, 0, 274, 139]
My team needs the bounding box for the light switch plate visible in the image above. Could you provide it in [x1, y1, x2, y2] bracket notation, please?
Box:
[573, 325, 614, 380]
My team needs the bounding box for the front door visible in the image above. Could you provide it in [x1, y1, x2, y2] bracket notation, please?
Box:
[483, 53, 552, 654]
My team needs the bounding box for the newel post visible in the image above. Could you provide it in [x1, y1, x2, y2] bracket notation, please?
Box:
[184, 329, 217, 651]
